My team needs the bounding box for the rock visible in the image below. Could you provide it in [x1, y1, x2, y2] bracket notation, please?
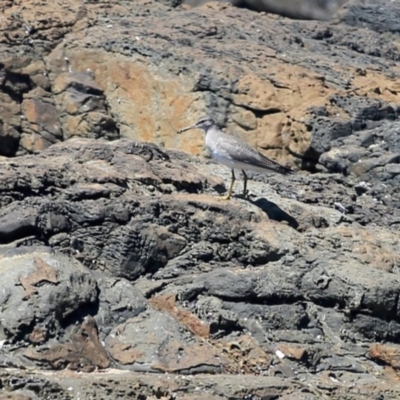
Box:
[23, 316, 110, 372]
[1, 0, 400, 398]
[185, 0, 347, 20]
[0, 246, 98, 342]
[106, 309, 221, 373]
[53, 71, 119, 141]
[0, 394, 35, 400]
[0, 138, 397, 396]
[0, 117, 20, 157]
[334, 0, 400, 32]
[0, 369, 348, 400]
[0, 0, 398, 176]
[101, 223, 187, 280]
[370, 344, 400, 370]
[94, 275, 148, 338]
[151, 293, 210, 338]
[0, 132, 399, 397]
[21, 96, 62, 153]
[278, 344, 307, 361]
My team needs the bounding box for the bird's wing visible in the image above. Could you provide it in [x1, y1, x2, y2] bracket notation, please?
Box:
[219, 134, 293, 175]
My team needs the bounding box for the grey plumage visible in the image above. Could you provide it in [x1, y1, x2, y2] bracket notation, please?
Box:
[177, 116, 294, 199]
[205, 126, 293, 175]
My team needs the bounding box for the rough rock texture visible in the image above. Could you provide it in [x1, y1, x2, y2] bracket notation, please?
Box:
[185, 0, 348, 20]
[1, 0, 400, 398]
[0, 0, 399, 172]
[0, 138, 400, 398]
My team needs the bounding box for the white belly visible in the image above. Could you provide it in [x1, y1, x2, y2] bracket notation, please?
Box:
[211, 150, 238, 169]
[210, 148, 270, 174]
[205, 129, 273, 174]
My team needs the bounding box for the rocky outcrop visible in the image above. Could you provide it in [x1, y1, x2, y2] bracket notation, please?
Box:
[1, 0, 400, 398]
[185, 0, 348, 20]
[0, 138, 400, 398]
[1, 0, 399, 173]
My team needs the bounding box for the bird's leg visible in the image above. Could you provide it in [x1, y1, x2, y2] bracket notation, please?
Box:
[217, 169, 235, 201]
[241, 170, 248, 198]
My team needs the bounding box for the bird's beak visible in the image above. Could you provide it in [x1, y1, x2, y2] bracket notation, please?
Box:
[177, 123, 198, 134]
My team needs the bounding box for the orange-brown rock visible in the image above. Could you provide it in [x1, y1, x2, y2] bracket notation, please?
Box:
[0, 0, 399, 172]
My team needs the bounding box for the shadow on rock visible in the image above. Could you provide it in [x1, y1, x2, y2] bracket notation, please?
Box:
[250, 197, 299, 229]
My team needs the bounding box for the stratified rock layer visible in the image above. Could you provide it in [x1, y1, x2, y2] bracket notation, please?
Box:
[1, 0, 399, 175]
[1, 0, 400, 398]
[0, 138, 399, 399]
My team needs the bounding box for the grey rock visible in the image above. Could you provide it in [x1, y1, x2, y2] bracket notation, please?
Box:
[101, 223, 187, 280]
[0, 246, 98, 341]
[105, 309, 223, 374]
[185, 0, 347, 20]
[334, 0, 400, 33]
[224, 302, 309, 331]
[94, 275, 148, 338]
[0, 135, 399, 395]
[0, 0, 400, 397]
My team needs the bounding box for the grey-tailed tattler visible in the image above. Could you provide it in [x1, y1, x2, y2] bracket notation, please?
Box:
[177, 116, 294, 200]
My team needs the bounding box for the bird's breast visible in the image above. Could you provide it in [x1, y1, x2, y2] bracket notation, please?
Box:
[208, 147, 238, 169]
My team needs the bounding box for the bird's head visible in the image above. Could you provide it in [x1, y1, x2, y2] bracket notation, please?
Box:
[177, 116, 217, 134]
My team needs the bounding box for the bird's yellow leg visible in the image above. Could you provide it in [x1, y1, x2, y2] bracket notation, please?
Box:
[217, 169, 235, 201]
[241, 170, 248, 198]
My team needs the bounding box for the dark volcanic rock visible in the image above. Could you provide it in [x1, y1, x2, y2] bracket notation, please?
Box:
[0, 138, 399, 398]
[94, 275, 148, 337]
[0, 246, 98, 342]
[1, 0, 400, 398]
[185, 0, 348, 20]
[0, 0, 399, 178]
[334, 0, 400, 33]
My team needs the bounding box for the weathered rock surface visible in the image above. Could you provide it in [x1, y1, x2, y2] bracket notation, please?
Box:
[0, 138, 399, 399]
[1, 0, 400, 398]
[1, 0, 399, 176]
[185, 0, 348, 20]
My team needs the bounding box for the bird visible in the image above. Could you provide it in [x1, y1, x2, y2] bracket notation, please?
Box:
[177, 116, 294, 200]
